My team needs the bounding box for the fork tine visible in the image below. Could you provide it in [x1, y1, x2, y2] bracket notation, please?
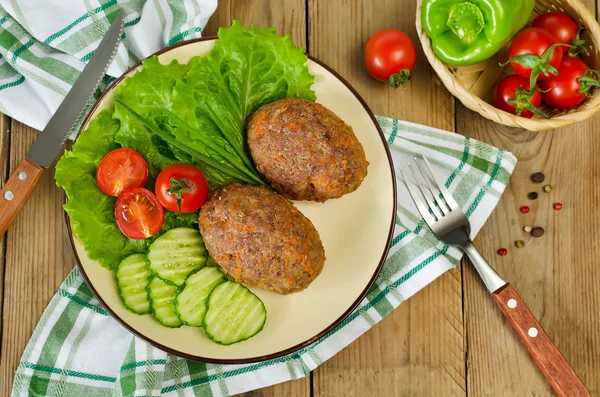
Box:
[408, 162, 443, 220]
[420, 155, 460, 210]
[414, 158, 451, 214]
[399, 168, 437, 226]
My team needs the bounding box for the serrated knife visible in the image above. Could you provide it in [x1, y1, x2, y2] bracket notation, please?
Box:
[0, 9, 125, 236]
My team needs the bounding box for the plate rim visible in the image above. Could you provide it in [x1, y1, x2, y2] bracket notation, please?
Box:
[65, 36, 398, 364]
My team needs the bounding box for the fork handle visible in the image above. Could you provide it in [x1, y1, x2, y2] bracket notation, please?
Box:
[493, 284, 589, 396]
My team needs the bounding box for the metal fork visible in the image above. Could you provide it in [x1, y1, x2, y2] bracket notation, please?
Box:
[400, 155, 589, 397]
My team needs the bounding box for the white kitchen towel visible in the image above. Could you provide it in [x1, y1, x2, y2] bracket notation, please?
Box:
[11, 117, 517, 396]
[0, 0, 216, 131]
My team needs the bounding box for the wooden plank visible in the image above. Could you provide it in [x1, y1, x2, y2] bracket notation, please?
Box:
[206, 1, 310, 396]
[0, 114, 10, 346]
[204, 0, 306, 49]
[0, 121, 76, 395]
[459, 1, 600, 393]
[308, 1, 466, 396]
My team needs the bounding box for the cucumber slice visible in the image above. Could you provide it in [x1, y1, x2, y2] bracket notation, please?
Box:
[115, 254, 151, 314]
[175, 267, 226, 327]
[203, 281, 267, 345]
[147, 227, 207, 286]
[147, 276, 182, 328]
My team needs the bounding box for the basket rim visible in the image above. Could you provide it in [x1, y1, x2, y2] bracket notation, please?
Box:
[416, 0, 600, 131]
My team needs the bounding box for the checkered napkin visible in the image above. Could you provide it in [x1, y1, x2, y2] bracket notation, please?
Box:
[0, 0, 216, 132]
[11, 117, 517, 397]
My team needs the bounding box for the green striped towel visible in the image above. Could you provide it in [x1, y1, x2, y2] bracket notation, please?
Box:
[0, 0, 216, 131]
[11, 117, 516, 397]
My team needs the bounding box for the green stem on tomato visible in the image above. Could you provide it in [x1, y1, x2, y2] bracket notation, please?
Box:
[578, 69, 600, 96]
[568, 27, 589, 57]
[506, 86, 549, 118]
[388, 69, 412, 88]
[500, 43, 571, 90]
[166, 177, 195, 212]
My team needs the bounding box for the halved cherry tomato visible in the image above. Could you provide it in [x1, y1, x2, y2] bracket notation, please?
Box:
[115, 187, 164, 240]
[540, 57, 600, 109]
[531, 12, 582, 55]
[96, 148, 148, 197]
[155, 164, 209, 213]
[506, 28, 563, 83]
[492, 75, 543, 119]
[364, 29, 417, 88]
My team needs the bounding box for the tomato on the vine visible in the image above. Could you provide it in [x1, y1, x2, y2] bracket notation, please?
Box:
[492, 75, 544, 119]
[155, 164, 209, 213]
[531, 12, 585, 56]
[96, 148, 148, 197]
[115, 187, 164, 240]
[540, 57, 600, 109]
[505, 28, 563, 85]
[364, 29, 417, 88]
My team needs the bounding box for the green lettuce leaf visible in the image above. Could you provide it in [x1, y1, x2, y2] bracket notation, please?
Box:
[55, 109, 199, 270]
[113, 57, 240, 186]
[56, 21, 315, 270]
[170, 20, 315, 170]
[55, 110, 146, 269]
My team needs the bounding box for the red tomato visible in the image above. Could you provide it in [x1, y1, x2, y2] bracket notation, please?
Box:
[155, 164, 209, 213]
[492, 75, 543, 118]
[540, 57, 595, 109]
[508, 28, 563, 81]
[531, 12, 579, 54]
[115, 187, 164, 240]
[96, 148, 148, 197]
[364, 29, 417, 88]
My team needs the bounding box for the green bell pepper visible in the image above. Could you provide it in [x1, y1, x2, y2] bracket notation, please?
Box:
[421, 0, 534, 66]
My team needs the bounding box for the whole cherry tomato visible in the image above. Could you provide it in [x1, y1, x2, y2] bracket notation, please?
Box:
[155, 164, 209, 213]
[540, 57, 600, 109]
[531, 12, 582, 55]
[506, 28, 563, 83]
[364, 29, 417, 88]
[492, 75, 544, 118]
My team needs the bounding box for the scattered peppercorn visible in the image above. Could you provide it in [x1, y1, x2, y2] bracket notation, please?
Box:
[528, 192, 538, 200]
[531, 172, 545, 183]
[515, 240, 525, 248]
[523, 225, 532, 233]
[531, 227, 545, 238]
[520, 206, 530, 213]
[554, 202, 563, 210]
[543, 184, 553, 193]
[498, 248, 508, 256]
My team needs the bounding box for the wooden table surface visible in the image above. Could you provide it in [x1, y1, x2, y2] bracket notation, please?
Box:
[1, 0, 600, 395]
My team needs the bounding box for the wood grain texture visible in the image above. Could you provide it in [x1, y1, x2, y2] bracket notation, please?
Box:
[2, 1, 600, 396]
[308, 0, 465, 396]
[206, 1, 310, 396]
[0, 122, 76, 396]
[493, 284, 589, 396]
[459, 109, 600, 397]
[0, 158, 44, 236]
[0, 114, 9, 345]
[458, 0, 600, 387]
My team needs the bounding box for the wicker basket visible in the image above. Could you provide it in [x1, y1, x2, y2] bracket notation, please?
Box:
[416, 0, 600, 131]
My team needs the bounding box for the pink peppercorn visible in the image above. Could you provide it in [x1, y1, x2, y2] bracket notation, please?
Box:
[520, 206, 530, 214]
[554, 203, 563, 210]
[497, 248, 508, 256]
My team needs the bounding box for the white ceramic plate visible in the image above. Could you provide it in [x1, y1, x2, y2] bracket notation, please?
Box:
[68, 38, 396, 363]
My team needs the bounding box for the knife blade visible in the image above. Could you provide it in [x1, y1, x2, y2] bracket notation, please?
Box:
[0, 8, 125, 236]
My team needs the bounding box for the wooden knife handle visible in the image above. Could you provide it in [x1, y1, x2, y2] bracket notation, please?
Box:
[0, 158, 44, 235]
[493, 284, 589, 396]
